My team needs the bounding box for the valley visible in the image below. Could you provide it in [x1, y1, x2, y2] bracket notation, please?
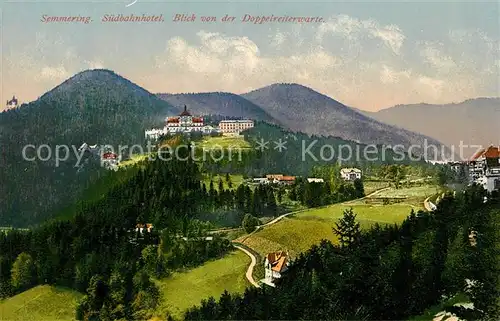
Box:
[2, 0, 498, 319]
[0, 70, 498, 321]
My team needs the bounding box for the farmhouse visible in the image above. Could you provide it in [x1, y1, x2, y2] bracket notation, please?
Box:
[263, 251, 289, 287]
[340, 168, 362, 181]
[265, 174, 296, 185]
[307, 178, 324, 183]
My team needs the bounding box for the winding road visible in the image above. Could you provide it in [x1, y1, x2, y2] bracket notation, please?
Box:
[227, 186, 394, 288]
[232, 244, 260, 288]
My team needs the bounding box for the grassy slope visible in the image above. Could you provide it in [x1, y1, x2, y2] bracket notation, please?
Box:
[154, 250, 250, 320]
[364, 180, 391, 195]
[202, 174, 244, 191]
[196, 136, 251, 149]
[375, 185, 442, 199]
[237, 185, 437, 259]
[0, 285, 83, 321]
[238, 202, 416, 258]
[118, 153, 151, 168]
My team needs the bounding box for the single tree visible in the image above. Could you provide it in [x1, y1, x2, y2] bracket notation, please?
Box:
[242, 214, 259, 233]
[332, 208, 361, 249]
[10, 252, 35, 290]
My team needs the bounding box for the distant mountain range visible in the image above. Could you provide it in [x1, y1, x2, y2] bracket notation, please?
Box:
[361, 98, 500, 158]
[158, 92, 278, 124]
[2, 68, 477, 226]
[159, 83, 451, 158]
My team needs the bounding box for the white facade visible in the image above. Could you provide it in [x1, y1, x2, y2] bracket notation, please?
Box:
[263, 251, 289, 287]
[144, 128, 164, 141]
[468, 146, 500, 193]
[307, 178, 324, 183]
[482, 168, 500, 192]
[252, 178, 269, 184]
[101, 152, 120, 171]
[145, 106, 221, 140]
[219, 120, 254, 134]
[340, 168, 362, 181]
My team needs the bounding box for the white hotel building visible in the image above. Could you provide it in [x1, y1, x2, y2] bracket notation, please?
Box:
[218, 120, 254, 134]
[145, 106, 219, 140]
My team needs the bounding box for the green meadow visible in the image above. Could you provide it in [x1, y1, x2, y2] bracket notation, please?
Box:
[196, 136, 252, 150]
[154, 250, 250, 320]
[0, 285, 83, 321]
[237, 201, 418, 259]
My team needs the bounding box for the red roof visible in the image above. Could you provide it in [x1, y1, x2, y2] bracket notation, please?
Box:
[192, 117, 203, 123]
[484, 146, 500, 158]
[102, 152, 117, 160]
[167, 117, 180, 123]
[470, 146, 500, 161]
[470, 148, 486, 161]
[279, 176, 295, 181]
[267, 251, 288, 272]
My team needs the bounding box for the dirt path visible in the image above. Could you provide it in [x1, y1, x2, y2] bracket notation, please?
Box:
[232, 243, 260, 288]
[424, 196, 437, 211]
[228, 186, 392, 287]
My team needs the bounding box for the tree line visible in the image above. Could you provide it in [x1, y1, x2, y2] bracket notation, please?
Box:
[185, 185, 499, 320]
[0, 152, 234, 320]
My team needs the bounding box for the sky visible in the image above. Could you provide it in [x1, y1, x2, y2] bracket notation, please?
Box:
[1, 0, 499, 111]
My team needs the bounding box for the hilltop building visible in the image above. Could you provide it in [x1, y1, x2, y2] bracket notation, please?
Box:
[166, 105, 204, 132]
[263, 251, 289, 287]
[145, 105, 220, 140]
[468, 146, 500, 192]
[101, 152, 120, 171]
[218, 119, 254, 134]
[340, 168, 362, 181]
[6, 95, 18, 109]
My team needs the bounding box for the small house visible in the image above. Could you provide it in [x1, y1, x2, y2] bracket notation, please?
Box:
[264, 251, 289, 287]
[340, 168, 362, 181]
[135, 223, 153, 234]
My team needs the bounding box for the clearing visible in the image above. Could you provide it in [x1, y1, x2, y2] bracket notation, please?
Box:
[195, 136, 251, 150]
[237, 201, 417, 258]
[154, 250, 250, 319]
[201, 174, 244, 190]
[0, 285, 82, 321]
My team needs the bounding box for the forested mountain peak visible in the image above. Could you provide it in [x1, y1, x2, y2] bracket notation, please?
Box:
[0, 69, 175, 227]
[157, 91, 278, 123]
[41, 68, 157, 102]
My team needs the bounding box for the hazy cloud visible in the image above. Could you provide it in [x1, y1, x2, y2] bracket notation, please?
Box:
[36, 65, 70, 81]
[316, 15, 405, 55]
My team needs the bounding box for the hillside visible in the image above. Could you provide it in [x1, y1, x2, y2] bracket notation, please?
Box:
[364, 98, 500, 158]
[241, 84, 451, 158]
[157, 92, 278, 123]
[199, 122, 424, 180]
[0, 69, 175, 227]
[0, 285, 82, 320]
